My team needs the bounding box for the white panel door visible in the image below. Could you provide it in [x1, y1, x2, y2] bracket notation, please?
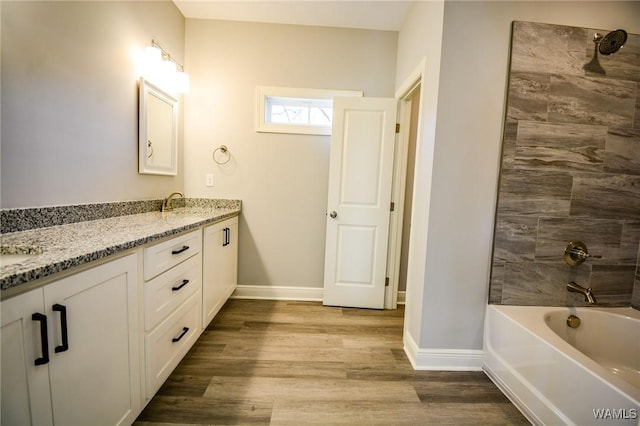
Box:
[323, 97, 397, 309]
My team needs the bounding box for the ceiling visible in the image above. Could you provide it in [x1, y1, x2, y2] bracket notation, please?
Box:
[172, 1, 415, 31]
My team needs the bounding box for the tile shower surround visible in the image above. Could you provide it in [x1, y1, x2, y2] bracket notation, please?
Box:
[490, 21, 640, 309]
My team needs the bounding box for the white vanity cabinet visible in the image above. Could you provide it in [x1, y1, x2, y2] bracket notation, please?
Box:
[142, 229, 203, 398]
[1, 253, 141, 426]
[203, 216, 238, 327]
[1, 211, 241, 424]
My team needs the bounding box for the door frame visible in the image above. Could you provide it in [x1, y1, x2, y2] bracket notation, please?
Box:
[385, 60, 424, 309]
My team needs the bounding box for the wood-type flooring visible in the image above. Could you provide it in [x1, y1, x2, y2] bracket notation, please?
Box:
[135, 299, 529, 425]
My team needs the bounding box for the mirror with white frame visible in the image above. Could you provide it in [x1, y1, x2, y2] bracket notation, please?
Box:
[139, 77, 178, 175]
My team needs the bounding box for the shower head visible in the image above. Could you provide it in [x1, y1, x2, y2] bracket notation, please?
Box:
[598, 29, 627, 55]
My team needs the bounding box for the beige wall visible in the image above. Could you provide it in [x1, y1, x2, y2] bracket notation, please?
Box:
[1, 1, 185, 208]
[394, 0, 445, 352]
[397, 0, 640, 354]
[183, 19, 398, 288]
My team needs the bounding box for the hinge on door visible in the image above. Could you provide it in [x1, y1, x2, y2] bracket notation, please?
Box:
[395, 123, 400, 133]
[390, 202, 395, 212]
[385, 277, 389, 287]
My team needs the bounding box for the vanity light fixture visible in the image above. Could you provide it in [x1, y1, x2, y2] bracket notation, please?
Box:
[141, 40, 189, 94]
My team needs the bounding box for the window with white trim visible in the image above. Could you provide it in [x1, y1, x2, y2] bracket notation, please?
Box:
[256, 86, 362, 135]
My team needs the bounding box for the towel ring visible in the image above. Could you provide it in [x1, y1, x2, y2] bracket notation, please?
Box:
[213, 145, 231, 165]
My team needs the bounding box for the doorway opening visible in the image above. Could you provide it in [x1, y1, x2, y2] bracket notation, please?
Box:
[385, 75, 422, 309]
[398, 87, 421, 299]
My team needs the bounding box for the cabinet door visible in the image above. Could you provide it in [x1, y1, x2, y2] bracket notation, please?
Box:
[44, 253, 140, 426]
[1, 288, 53, 426]
[221, 217, 238, 300]
[202, 217, 238, 327]
[203, 222, 226, 327]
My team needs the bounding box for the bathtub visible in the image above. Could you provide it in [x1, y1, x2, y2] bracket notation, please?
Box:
[483, 305, 640, 426]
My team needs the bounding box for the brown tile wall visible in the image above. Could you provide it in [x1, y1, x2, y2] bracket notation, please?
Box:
[490, 21, 640, 308]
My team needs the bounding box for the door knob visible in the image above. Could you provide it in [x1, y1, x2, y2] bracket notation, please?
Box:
[329, 211, 337, 218]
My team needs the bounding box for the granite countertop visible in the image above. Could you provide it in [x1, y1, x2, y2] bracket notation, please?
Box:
[1, 205, 240, 293]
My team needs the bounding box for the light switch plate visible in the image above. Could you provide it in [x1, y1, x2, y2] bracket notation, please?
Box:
[205, 174, 214, 187]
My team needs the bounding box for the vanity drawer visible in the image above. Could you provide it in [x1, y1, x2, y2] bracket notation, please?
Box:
[144, 255, 201, 332]
[144, 290, 202, 397]
[143, 230, 202, 281]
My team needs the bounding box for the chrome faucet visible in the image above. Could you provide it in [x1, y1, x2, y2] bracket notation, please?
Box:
[161, 191, 184, 212]
[567, 281, 597, 304]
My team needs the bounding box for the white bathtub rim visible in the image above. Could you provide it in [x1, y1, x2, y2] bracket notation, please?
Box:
[482, 354, 570, 426]
[483, 310, 579, 426]
[489, 304, 640, 404]
[484, 305, 640, 426]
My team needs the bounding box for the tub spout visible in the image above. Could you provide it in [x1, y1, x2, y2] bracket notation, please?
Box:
[567, 281, 597, 304]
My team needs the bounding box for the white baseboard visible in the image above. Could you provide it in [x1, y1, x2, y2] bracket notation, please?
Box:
[231, 284, 323, 301]
[404, 332, 483, 371]
[232, 285, 406, 306]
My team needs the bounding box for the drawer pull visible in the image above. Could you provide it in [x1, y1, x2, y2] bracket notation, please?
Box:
[172, 279, 190, 291]
[172, 327, 189, 343]
[52, 304, 69, 353]
[32, 313, 49, 365]
[171, 245, 190, 255]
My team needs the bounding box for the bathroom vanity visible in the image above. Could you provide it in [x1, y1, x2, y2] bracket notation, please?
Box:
[0, 199, 240, 425]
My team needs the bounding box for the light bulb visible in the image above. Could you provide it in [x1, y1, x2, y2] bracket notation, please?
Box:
[142, 46, 162, 76]
[158, 59, 177, 77]
[156, 60, 177, 93]
[175, 71, 190, 94]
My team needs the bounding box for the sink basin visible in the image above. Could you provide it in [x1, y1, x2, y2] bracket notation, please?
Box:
[0, 253, 37, 267]
[0, 245, 42, 267]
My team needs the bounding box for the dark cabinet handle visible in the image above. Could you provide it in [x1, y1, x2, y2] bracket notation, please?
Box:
[32, 313, 49, 366]
[223, 227, 230, 247]
[172, 279, 190, 291]
[172, 327, 189, 343]
[52, 304, 69, 353]
[171, 245, 189, 255]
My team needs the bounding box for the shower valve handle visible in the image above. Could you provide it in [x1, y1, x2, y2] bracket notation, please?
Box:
[564, 241, 602, 266]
